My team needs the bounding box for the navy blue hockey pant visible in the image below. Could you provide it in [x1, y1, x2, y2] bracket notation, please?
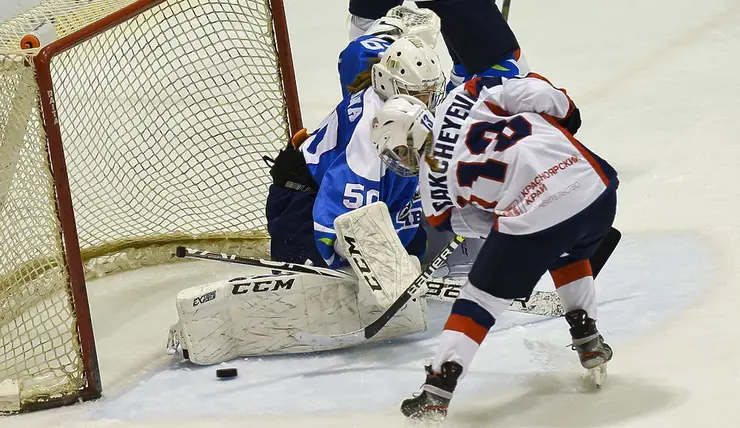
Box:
[468, 183, 618, 300]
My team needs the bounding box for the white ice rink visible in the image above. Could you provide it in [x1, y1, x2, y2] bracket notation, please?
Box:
[6, 0, 740, 426]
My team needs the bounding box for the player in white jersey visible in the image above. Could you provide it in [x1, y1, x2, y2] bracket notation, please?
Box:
[369, 74, 618, 420]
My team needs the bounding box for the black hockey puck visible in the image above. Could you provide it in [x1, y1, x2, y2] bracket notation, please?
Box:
[216, 367, 238, 379]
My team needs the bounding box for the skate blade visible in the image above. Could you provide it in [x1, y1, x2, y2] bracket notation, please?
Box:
[588, 364, 608, 387]
[404, 413, 446, 427]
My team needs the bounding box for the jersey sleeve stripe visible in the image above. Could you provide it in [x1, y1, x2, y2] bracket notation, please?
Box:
[426, 209, 451, 228]
[484, 100, 511, 117]
[525, 72, 576, 117]
[313, 222, 335, 234]
[456, 194, 498, 210]
[541, 114, 611, 186]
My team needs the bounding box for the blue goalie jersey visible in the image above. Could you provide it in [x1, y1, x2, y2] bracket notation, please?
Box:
[299, 88, 423, 268]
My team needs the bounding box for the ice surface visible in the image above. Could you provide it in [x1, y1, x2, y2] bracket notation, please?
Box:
[7, 0, 740, 426]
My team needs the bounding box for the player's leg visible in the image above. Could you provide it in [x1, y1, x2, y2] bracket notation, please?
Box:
[402, 226, 572, 420]
[347, 0, 404, 39]
[548, 185, 618, 378]
[418, 0, 524, 79]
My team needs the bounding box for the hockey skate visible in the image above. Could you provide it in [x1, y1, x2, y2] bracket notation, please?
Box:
[565, 309, 613, 387]
[401, 361, 462, 421]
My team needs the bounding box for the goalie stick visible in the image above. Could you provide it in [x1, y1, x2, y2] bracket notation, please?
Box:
[501, 0, 512, 21]
[174, 246, 352, 279]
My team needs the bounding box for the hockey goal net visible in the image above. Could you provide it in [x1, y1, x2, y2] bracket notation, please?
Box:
[0, 0, 300, 412]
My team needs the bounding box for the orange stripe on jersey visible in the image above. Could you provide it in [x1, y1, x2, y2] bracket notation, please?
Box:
[464, 78, 480, 98]
[526, 71, 555, 88]
[426, 209, 451, 228]
[514, 48, 522, 61]
[484, 100, 510, 117]
[456, 194, 498, 210]
[571, 138, 609, 185]
[541, 114, 610, 186]
[525, 73, 575, 117]
[444, 314, 489, 344]
[550, 260, 593, 289]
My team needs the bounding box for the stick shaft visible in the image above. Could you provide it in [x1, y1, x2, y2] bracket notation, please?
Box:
[501, 0, 512, 21]
[175, 246, 351, 279]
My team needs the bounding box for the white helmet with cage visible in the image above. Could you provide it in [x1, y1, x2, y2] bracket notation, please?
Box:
[365, 6, 441, 48]
[371, 35, 446, 111]
[371, 94, 434, 177]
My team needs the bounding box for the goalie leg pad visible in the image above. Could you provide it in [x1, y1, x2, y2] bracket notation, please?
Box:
[172, 270, 426, 365]
[334, 202, 422, 308]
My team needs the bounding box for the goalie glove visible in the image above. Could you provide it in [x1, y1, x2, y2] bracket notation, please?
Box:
[334, 202, 423, 308]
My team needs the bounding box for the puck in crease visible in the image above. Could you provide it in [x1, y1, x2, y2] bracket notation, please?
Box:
[216, 367, 238, 379]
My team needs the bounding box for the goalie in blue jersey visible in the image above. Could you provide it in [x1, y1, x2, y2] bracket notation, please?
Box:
[265, 33, 444, 273]
[167, 35, 446, 364]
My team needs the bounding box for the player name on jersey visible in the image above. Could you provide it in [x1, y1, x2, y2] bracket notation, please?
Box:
[427, 91, 476, 213]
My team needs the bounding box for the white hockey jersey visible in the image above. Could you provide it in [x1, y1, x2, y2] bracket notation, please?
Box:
[420, 75, 618, 237]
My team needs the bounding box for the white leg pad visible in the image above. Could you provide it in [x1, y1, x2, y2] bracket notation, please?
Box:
[172, 271, 426, 365]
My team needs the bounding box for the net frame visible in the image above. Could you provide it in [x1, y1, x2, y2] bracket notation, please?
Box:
[1, 0, 302, 412]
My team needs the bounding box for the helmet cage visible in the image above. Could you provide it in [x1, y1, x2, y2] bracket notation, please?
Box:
[379, 134, 429, 177]
[390, 75, 445, 111]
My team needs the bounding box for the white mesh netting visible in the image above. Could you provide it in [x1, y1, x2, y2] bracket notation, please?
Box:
[1, 0, 288, 410]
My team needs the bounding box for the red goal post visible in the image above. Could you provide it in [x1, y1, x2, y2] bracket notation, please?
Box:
[0, 0, 301, 412]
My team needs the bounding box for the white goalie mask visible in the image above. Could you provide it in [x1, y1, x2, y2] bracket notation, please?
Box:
[371, 35, 446, 111]
[371, 94, 434, 177]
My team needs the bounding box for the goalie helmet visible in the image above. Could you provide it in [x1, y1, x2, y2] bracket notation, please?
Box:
[366, 6, 440, 48]
[371, 94, 434, 177]
[371, 35, 445, 111]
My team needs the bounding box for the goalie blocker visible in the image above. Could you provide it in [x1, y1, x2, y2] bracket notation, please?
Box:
[168, 202, 427, 365]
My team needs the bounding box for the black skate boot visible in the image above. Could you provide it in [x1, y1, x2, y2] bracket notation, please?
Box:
[401, 361, 462, 421]
[565, 309, 613, 386]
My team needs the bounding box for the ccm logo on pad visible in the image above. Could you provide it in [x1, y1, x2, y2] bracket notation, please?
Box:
[230, 278, 296, 295]
[344, 236, 382, 291]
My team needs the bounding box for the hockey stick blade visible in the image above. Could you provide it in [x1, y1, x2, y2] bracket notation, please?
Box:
[175, 246, 352, 279]
[294, 235, 466, 347]
[591, 227, 621, 278]
[425, 279, 564, 317]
